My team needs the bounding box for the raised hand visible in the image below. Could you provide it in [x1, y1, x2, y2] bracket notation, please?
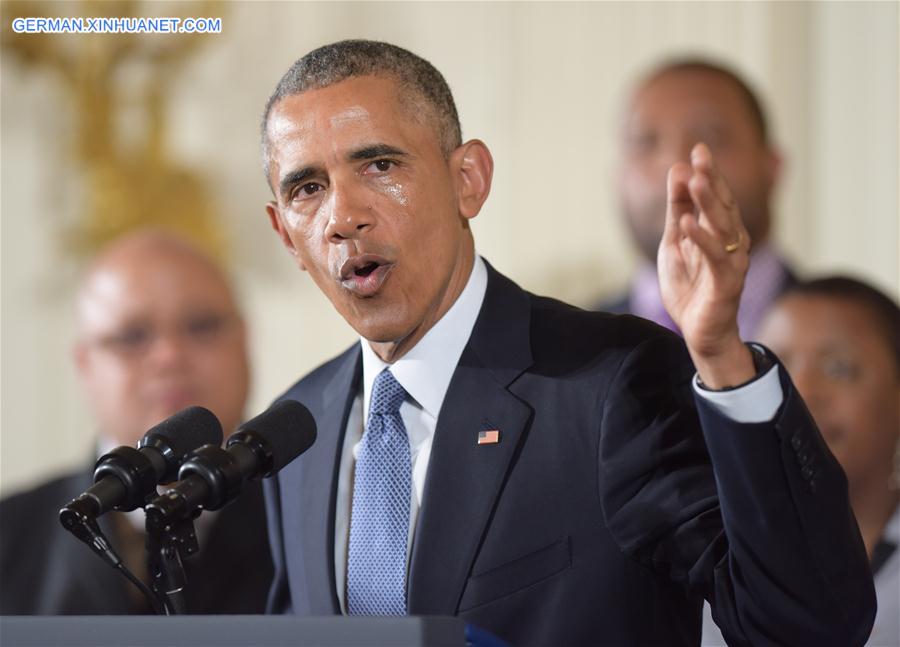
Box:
[658, 143, 755, 389]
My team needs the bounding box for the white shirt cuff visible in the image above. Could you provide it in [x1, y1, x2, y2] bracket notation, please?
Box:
[692, 365, 783, 423]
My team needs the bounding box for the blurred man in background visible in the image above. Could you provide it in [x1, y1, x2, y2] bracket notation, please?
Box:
[704, 276, 899, 645]
[0, 229, 273, 614]
[601, 59, 796, 337]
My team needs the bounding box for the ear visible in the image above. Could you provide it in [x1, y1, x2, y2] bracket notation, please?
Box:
[266, 201, 306, 270]
[450, 139, 494, 220]
[233, 315, 251, 360]
[763, 145, 783, 193]
[73, 340, 90, 379]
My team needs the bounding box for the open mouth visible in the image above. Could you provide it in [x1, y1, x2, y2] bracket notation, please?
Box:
[340, 255, 394, 297]
[354, 261, 380, 278]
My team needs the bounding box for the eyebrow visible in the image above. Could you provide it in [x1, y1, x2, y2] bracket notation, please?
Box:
[278, 166, 320, 201]
[348, 144, 409, 161]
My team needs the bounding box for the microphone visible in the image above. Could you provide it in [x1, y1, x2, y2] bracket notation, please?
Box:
[145, 400, 317, 522]
[59, 406, 224, 528]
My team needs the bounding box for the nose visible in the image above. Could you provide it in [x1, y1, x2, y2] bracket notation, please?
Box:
[323, 181, 374, 242]
[144, 332, 190, 371]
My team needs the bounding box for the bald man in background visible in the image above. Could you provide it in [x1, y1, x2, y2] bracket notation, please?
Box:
[599, 59, 796, 337]
[0, 230, 273, 614]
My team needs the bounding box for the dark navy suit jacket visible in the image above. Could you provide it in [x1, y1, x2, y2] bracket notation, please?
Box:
[264, 263, 874, 646]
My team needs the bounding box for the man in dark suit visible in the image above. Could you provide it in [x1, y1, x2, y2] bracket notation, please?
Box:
[598, 59, 796, 338]
[0, 230, 272, 614]
[260, 40, 874, 645]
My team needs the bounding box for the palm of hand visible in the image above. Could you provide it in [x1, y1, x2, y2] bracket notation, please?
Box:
[658, 144, 749, 357]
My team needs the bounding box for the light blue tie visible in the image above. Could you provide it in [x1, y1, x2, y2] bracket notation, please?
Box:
[347, 369, 411, 615]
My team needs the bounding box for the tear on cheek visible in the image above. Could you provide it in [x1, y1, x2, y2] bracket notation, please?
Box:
[376, 181, 409, 207]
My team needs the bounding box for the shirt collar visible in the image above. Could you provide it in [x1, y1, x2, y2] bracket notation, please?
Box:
[630, 262, 665, 320]
[360, 255, 488, 421]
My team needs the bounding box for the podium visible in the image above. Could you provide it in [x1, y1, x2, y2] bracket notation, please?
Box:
[0, 615, 466, 646]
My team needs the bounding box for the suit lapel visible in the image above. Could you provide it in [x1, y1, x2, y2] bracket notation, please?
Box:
[292, 345, 361, 614]
[408, 264, 535, 614]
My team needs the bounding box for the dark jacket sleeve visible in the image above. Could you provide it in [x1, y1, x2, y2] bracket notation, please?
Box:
[599, 335, 875, 647]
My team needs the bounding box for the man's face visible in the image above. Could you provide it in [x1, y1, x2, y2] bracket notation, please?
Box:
[265, 75, 484, 359]
[618, 70, 779, 262]
[75, 249, 250, 446]
[758, 295, 899, 493]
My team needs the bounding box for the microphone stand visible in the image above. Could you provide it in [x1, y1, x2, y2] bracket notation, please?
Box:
[59, 499, 165, 614]
[145, 504, 201, 615]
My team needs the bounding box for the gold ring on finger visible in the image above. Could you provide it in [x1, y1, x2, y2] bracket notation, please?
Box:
[725, 232, 742, 254]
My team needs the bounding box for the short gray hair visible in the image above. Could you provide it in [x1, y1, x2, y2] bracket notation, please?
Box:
[261, 40, 462, 185]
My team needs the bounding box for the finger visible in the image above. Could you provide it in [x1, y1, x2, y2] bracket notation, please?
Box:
[691, 142, 741, 228]
[691, 142, 741, 213]
[689, 141, 713, 171]
[679, 213, 729, 266]
[663, 161, 694, 246]
[687, 170, 733, 241]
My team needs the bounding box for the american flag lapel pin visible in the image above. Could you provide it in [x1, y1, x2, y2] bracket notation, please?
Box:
[477, 429, 500, 445]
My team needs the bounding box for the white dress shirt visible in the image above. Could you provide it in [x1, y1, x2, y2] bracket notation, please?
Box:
[334, 254, 784, 612]
[334, 255, 489, 612]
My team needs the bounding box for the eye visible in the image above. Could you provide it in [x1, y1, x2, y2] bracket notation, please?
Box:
[99, 326, 151, 355]
[695, 127, 728, 150]
[628, 131, 658, 155]
[185, 314, 229, 341]
[821, 356, 860, 382]
[292, 182, 323, 201]
[364, 159, 394, 174]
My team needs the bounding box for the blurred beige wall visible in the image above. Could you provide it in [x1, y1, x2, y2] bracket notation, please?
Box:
[2, 1, 897, 495]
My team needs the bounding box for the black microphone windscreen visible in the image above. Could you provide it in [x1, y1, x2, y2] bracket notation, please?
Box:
[141, 406, 224, 456]
[234, 400, 317, 473]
